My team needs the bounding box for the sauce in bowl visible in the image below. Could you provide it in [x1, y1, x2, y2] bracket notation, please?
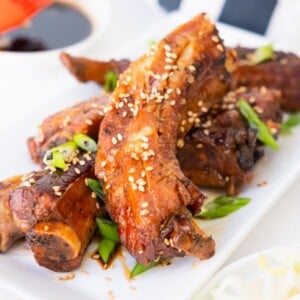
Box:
[0, 2, 92, 52]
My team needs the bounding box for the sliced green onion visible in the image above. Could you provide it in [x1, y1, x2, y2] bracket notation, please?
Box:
[130, 261, 160, 278]
[51, 150, 66, 169]
[104, 70, 117, 92]
[281, 113, 300, 134]
[149, 40, 156, 47]
[98, 238, 117, 264]
[86, 178, 105, 202]
[196, 195, 251, 219]
[96, 218, 119, 242]
[43, 141, 78, 168]
[238, 99, 278, 150]
[252, 44, 273, 64]
[73, 133, 97, 152]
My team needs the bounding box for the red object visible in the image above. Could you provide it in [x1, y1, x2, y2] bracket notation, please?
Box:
[0, 0, 53, 34]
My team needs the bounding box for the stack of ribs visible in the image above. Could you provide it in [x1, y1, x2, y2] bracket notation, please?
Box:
[1, 13, 300, 271]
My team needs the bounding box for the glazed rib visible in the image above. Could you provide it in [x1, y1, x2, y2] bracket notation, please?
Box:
[60, 52, 130, 85]
[28, 94, 108, 165]
[230, 47, 300, 111]
[10, 153, 101, 272]
[179, 87, 282, 195]
[96, 14, 229, 264]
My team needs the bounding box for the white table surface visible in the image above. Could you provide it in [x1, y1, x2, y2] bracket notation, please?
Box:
[0, 0, 299, 291]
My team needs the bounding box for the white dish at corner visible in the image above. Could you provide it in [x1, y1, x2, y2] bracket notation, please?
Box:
[0, 0, 112, 80]
[193, 245, 300, 300]
[1, 13, 300, 300]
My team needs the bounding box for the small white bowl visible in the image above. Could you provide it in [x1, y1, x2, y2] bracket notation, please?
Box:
[193, 245, 300, 300]
[0, 0, 111, 80]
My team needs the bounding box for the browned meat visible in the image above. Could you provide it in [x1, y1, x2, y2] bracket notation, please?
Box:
[28, 94, 108, 165]
[10, 153, 102, 272]
[60, 52, 130, 85]
[0, 176, 24, 252]
[178, 87, 282, 195]
[96, 14, 229, 264]
[0, 172, 49, 252]
[230, 47, 300, 111]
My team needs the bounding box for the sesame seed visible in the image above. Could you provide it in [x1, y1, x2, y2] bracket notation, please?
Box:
[112, 137, 118, 145]
[140, 209, 149, 215]
[149, 149, 155, 156]
[141, 202, 149, 209]
[260, 86, 267, 94]
[217, 44, 224, 52]
[53, 186, 60, 191]
[225, 176, 230, 182]
[164, 65, 172, 70]
[96, 202, 100, 210]
[91, 192, 97, 199]
[63, 116, 70, 126]
[180, 126, 185, 132]
[117, 133, 123, 142]
[128, 176, 134, 183]
[101, 161, 107, 167]
[201, 107, 208, 113]
[145, 166, 154, 171]
[176, 88, 181, 95]
[131, 153, 139, 160]
[129, 167, 136, 173]
[142, 143, 149, 150]
[204, 129, 209, 135]
[170, 100, 176, 106]
[211, 35, 219, 43]
[85, 119, 93, 125]
[79, 160, 86, 166]
[141, 171, 146, 177]
[165, 57, 173, 63]
[187, 76, 195, 84]
[141, 136, 149, 142]
[254, 106, 263, 114]
[105, 184, 111, 189]
[181, 98, 186, 105]
[136, 179, 146, 185]
[164, 238, 170, 246]
[249, 96, 256, 104]
[177, 139, 184, 148]
[196, 143, 203, 148]
[29, 178, 35, 184]
[22, 181, 31, 187]
[122, 111, 127, 118]
[188, 65, 196, 72]
[138, 186, 145, 192]
[138, 250, 144, 254]
[75, 168, 81, 174]
[132, 183, 137, 190]
[164, 44, 171, 51]
[166, 88, 173, 94]
[55, 191, 62, 197]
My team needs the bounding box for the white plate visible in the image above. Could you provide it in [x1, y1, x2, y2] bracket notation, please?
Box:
[0, 13, 300, 300]
[193, 245, 300, 299]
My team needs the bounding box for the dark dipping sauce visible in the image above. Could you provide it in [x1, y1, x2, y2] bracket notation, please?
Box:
[1, 2, 91, 52]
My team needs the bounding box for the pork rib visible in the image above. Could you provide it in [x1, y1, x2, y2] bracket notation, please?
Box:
[96, 14, 229, 264]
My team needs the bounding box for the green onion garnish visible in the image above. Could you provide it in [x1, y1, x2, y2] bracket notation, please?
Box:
[196, 195, 251, 219]
[73, 133, 97, 152]
[86, 178, 105, 202]
[252, 44, 273, 64]
[98, 238, 117, 264]
[238, 99, 278, 150]
[130, 261, 160, 278]
[43, 141, 78, 169]
[281, 113, 300, 134]
[149, 40, 156, 47]
[104, 70, 117, 92]
[96, 218, 119, 243]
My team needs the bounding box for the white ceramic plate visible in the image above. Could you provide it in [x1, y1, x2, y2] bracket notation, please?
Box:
[193, 245, 300, 299]
[0, 13, 299, 300]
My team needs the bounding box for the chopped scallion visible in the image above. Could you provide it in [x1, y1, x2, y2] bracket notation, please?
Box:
[281, 113, 300, 134]
[252, 44, 273, 64]
[96, 218, 119, 242]
[43, 141, 77, 169]
[104, 70, 117, 92]
[73, 133, 97, 152]
[238, 99, 278, 150]
[196, 195, 251, 219]
[98, 238, 117, 264]
[86, 178, 105, 202]
[130, 261, 160, 278]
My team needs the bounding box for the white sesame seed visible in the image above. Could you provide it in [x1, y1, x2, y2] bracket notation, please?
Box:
[177, 139, 184, 148]
[188, 65, 196, 72]
[176, 88, 181, 95]
[201, 107, 208, 113]
[211, 35, 219, 43]
[217, 44, 224, 52]
[79, 160, 85, 166]
[112, 137, 118, 145]
[145, 166, 154, 171]
[75, 168, 81, 174]
[181, 98, 186, 105]
[138, 185, 145, 192]
[85, 119, 93, 125]
[164, 238, 170, 246]
[141, 171, 146, 177]
[140, 208, 149, 215]
[122, 111, 127, 118]
[91, 192, 97, 199]
[142, 143, 149, 150]
[128, 176, 134, 183]
[141, 202, 149, 208]
[129, 168, 136, 173]
[132, 183, 137, 190]
[55, 191, 62, 197]
[164, 44, 171, 51]
[117, 133, 123, 142]
[101, 161, 107, 167]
